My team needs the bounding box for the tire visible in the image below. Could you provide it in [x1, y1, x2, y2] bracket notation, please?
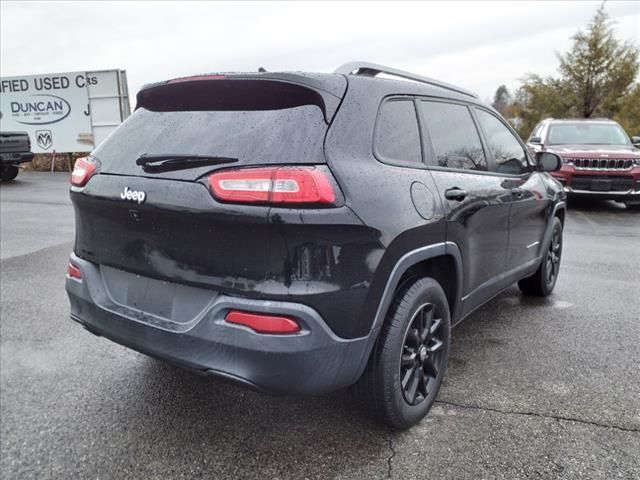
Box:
[0, 166, 19, 182]
[352, 277, 451, 430]
[624, 201, 640, 211]
[518, 216, 563, 296]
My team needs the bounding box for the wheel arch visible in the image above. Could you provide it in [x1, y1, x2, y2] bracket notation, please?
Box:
[395, 256, 458, 323]
[543, 201, 566, 247]
[370, 242, 463, 333]
[555, 204, 566, 226]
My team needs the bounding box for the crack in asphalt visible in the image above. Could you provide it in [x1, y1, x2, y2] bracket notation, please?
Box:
[386, 433, 396, 479]
[383, 402, 638, 479]
[435, 400, 640, 434]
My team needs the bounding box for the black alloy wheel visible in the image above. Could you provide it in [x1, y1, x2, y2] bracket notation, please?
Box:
[400, 303, 445, 406]
[546, 227, 561, 286]
[351, 277, 451, 430]
[518, 216, 563, 296]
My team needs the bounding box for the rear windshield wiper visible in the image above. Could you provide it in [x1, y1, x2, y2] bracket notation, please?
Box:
[136, 154, 238, 173]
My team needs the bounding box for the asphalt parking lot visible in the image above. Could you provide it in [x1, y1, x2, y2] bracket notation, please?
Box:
[1, 172, 639, 479]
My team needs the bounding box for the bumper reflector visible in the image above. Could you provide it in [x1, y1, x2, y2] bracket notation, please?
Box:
[67, 263, 82, 280]
[225, 310, 301, 334]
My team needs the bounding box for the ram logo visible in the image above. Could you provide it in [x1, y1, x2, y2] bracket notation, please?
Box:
[36, 130, 53, 150]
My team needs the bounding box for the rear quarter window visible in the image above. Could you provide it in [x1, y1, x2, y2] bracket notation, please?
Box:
[373, 99, 422, 165]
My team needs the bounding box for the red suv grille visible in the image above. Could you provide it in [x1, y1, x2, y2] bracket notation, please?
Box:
[571, 175, 634, 192]
[565, 158, 634, 170]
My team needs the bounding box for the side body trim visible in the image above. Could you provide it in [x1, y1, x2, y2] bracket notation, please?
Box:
[459, 256, 541, 320]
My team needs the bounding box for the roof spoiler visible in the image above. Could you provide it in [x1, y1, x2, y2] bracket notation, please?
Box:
[137, 73, 346, 123]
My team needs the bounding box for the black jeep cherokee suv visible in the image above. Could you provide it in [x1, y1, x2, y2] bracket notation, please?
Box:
[66, 62, 566, 429]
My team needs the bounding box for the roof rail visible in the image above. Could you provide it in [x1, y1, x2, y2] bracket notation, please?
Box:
[334, 61, 478, 99]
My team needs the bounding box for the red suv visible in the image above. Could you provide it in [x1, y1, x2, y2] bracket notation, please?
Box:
[527, 118, 640, 209]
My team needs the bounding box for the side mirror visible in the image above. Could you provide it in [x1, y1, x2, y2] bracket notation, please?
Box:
[529, 136, 543, 145]
[536, 151, 562, 172]
[631, 136, 640, 147]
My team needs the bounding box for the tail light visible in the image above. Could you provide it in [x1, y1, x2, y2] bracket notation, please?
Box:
[207, 167, 336, 205]
[67, 263, 82, 280]
[71, 157, 96, 187]
[225, 310, 301, 334]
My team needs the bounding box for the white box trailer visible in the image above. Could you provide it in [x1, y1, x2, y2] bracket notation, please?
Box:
[86, 70, 131, 149]
[0, 69, 130, 154]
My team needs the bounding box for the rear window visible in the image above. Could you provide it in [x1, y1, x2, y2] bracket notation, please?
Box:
[92, 80, 329, 177]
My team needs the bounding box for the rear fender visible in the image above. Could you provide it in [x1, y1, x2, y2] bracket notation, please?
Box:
[353, 241, 463, 379]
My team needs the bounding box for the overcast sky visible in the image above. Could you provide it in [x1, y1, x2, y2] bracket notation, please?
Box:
[1, 1, 639, 102]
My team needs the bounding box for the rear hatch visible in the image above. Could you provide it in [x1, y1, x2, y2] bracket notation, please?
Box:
[71, 73, 347, 295]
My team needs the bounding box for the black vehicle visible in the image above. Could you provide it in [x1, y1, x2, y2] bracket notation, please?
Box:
[0, 131, 34, 181]
[66, 62, 566, 429]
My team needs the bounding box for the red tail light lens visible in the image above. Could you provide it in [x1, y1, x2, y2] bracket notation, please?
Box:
[71, 157, 96, 187]
[67, 263, 82, 280]
[225, 310, 301, 334]
[208, 167, 336, 205]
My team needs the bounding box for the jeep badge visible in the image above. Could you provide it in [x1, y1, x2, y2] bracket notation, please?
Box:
[120, 186, 146, 204]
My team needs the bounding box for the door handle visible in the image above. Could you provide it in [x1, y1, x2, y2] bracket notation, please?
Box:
[511, 188, 525, 199]
[444, 187, 467, 201]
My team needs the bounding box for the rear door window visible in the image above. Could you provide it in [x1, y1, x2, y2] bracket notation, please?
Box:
[419, 101, 487, 171]
[474, 108, 529, 175]
[373, 99, 422, 165]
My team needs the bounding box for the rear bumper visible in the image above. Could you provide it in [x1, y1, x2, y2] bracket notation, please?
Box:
[551, 165, 640, 200]
[65, 253, 372, 395]
[0, 152, 34, 165]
